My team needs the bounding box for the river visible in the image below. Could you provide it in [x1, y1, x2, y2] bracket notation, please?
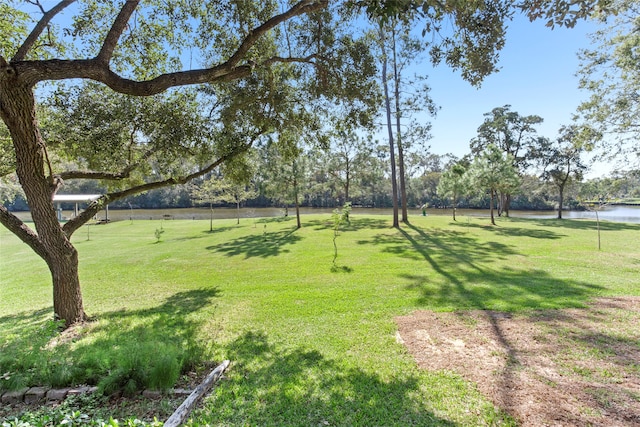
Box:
[10, 205, 640, 224]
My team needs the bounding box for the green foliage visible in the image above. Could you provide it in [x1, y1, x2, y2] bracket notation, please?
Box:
[437, 162, 468, 219]
[468, 144, 521, 223]
[0, 394, 164, 426]
[579, 171, 640, 201]
[191, 169, 258, 225]
[97, 342, 181, 396]
[0, 319, 64, 392]
[470, 104, 544, 172]
[360, 0, 612, 87]
[45, 84, 210, 184]
[0, 285, 209, 397]
[0, 175, 23, 205]
[534, 125, 591, 217]
[257, 142, 306, 210]
[576, 0, 640, 160]
[0, 324, 193, 396]
[0, 2, 29, 59]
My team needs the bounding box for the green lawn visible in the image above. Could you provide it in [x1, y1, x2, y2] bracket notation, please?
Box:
[1, 214, 639, 426]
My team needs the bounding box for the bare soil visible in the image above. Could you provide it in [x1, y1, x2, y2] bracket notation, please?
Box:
[396, 297, 640, 426]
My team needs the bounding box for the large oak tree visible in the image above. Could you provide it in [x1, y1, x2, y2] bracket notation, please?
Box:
[0, 0, 374, 327]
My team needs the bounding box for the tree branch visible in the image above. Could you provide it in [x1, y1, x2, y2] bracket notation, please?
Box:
[0, 205, 50, 264]
[58, 170, 130, 180]
[262, 54, 323, 67]
[13, 0, 76, 62]
[96, 0, 139, 64]
[61, 140, 256, 236]
[15, 59, 253, 94]
[13, 0, 328, 94]
[227, 0, 328, 67]
[58, 149, 155, 180]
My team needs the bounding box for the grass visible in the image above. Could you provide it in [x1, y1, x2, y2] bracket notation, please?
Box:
[1, 213, 639, 425]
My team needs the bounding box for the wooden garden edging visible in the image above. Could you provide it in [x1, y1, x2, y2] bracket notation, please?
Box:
[164, 360, 230, 427]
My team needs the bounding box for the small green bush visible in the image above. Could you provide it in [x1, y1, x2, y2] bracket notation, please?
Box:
[148, 353, 181, 392]
[44, 361, 76, 388]
[96, 341, 188, 396]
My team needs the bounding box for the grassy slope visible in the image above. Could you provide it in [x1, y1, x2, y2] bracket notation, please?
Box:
[1, 214, 639, 426]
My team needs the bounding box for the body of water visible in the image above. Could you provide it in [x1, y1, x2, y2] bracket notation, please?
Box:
[10, 205, 640, 224]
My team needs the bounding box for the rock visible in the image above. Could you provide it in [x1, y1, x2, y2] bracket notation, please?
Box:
[47, 388, 70, 401]
[67, 386, 91, 396]
[1, 388, 28, 404]
[24, 386, 49, 404]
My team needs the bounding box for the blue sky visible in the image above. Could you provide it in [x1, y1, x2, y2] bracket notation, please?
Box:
[418, 14, 607, 175]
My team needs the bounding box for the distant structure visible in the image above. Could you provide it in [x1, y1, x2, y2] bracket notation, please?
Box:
[53, 194, 108, 222]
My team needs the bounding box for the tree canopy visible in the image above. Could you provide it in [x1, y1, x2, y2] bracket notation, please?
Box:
[576, 0, 640, 163]
[468, 144, 521, 225]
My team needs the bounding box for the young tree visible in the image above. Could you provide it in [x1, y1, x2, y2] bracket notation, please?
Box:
[437, 163, 467, 221]
[331, 201, 352, 268]
[190, 178, 220, 233]
[468, 144, 521, 225]
[535, 126, 590, 219]
[324, 128, 375, 204]
[355, 143, 390, 208]
[258, 141, 308, 229]
[191, 166, 258, 228]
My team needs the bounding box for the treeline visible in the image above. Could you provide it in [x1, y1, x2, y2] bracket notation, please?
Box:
[5, 149, 638, 213]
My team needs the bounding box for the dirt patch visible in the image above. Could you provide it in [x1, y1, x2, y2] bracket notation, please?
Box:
[396, 297, 640, 426]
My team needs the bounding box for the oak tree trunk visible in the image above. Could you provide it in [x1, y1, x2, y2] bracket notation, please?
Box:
[0, 68, 86, 327]
[49, 245, 85, 325]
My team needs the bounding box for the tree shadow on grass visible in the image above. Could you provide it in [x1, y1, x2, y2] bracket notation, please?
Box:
[305, 217, 390, 232]
[452, 221, 567, 239]
[171, 227, 237, 242]
[359, 222, 603, 311]
[403, 222, 602, 310]
[0, 307, 53, 332]
[193, 331, 506, 426]
[330, 264, 353, 273]
[358, 223, 517, 268]
[401, 267, 601, 311]
[527, 298, 640, 371]
[256, 216, 295, 224]
[0, 288, 221, 395]
[0, 307, 59, 384]
[512, 217, 640, 232]
[206, 227, 302, 259]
